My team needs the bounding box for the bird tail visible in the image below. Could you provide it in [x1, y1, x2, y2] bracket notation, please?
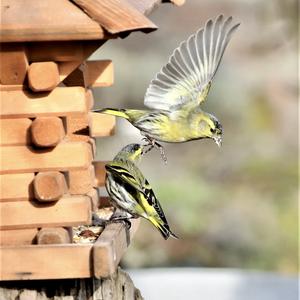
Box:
[94, 108, 130, 120]
[148, 216, 179, 240]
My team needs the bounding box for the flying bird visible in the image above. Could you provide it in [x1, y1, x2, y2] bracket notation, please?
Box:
[95, 15, 240, 159]
[105, 143, 178, 240]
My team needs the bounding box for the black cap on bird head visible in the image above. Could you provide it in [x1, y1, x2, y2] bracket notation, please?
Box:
[116, 143, 144, 162]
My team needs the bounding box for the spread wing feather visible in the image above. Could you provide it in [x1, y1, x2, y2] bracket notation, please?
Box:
[144, 15, 240, 111]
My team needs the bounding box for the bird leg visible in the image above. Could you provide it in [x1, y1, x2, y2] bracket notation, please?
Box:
[108, 209, 133, 230]
[142, 136, 167, 164]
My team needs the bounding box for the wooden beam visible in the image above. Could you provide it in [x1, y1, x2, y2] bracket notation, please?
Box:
[0, 196, 91, 230]
[0, 243, 93, 280]
[0, 229, 38, 246]
[93, 219, 140, 278]
[0, 119, 32, 146]
[0, 87, 88, 119]
[0, 43, 28, 85]
[28, 62, 60, 92]
[31, 117, 65, 147]
[89, 113, 116, 137]
[0, 173, 34, 201]
[86, 188, 100, 211]
[72, 0, 157, 34]
[68, 166, 96, 195]
[93, 161, 109, 187]
[63, 60, 114, 88]
[0, 142, 92, 174]
[0, 219, 139, 280]
[27, 41, 105, 62]
[33, 172, 68, 202]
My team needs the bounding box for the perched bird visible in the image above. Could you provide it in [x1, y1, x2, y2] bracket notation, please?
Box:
[105, 143, 178, 240]
[95, 15, 240, 157]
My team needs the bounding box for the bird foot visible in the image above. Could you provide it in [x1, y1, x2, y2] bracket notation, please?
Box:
[142, 137, 167, 164]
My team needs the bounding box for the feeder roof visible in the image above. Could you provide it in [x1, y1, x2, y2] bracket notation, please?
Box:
[0, 0, 184, 43]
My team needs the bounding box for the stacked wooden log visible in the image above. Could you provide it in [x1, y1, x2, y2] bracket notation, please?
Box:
[0, 42, 141, 280]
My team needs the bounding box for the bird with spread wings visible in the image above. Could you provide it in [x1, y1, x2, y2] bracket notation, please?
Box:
[95, 15, 240, 161]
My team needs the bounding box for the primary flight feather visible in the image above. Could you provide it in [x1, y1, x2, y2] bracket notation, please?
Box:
[95, 15, 240, 154]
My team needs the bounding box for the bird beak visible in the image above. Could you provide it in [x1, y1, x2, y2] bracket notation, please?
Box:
[213, 136, 222, 148]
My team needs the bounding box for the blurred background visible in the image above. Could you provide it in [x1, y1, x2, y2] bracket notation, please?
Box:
[91, 0, 298, 297]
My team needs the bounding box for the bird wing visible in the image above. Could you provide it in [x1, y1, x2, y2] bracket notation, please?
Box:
[144, 15, 240, 112]
[105, 163, 169, 224]
[105, 164, 144, 194]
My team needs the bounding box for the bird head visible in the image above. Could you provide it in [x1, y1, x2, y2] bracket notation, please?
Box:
[198, 113, 223, 147]
[117, 143, 144, 162]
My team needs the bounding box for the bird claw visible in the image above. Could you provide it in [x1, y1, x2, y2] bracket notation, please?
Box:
[142, 136, 167, 164]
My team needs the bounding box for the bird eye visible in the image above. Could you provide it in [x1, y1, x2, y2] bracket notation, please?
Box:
[210, 128, 216, 133]
[133, 144, 140, 151]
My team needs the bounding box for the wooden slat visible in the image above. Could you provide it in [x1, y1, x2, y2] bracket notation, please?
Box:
[0, 119, 32, 146]
[0, 43, 28, 84]
[72, 0, 157, 34]
[0, 219, 139, 280]
[0, 0, 108, 42]
[68, 166, 96, 195]
[0, 173, 34, 201]
[89, 113, 116, 137]
[0, 142, 92, 174]
[63, 60, 114, 88]
[93, 219, 140, 278]
[0, 243, 93, 280]
[0, 229, 38, 246]
[86, 60, 114, 87]
[0, 196, 91, 230]
[27, 41, 105, 62]
[93, 161, 109, 187]
[0, 87, 88, 119]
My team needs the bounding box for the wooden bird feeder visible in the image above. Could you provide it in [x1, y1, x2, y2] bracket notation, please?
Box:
[0, 0, 184, 287]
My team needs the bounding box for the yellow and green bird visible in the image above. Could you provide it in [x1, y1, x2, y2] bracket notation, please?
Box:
[95, 15, 239, 152]
[105, 143, 178, 240]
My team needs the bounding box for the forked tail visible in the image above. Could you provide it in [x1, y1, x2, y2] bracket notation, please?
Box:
[148, 216, 179, 240]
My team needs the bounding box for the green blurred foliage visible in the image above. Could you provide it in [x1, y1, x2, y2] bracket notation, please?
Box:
[93, 0, 298, 274]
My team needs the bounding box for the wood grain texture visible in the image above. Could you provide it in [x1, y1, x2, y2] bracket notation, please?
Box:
[31, 117, 65, 147]
[0, 195, 91, 230]
[27, 40, 105, 62]
[93, 161, 109, 187]
[36, 227, 72, 244]
[0, 0, 108, 42]
[0, 268, 143, 298]
[28, 62, 60, 92]
[89, 113, 116, 137]
[0, 87, 88, 119]
[33, 172, 67, 202]
[93, 219, 140, 278]
[0, 43, 28, 84]
[63, 60, 114, 88]
[0, 118, 32, 146]
[0, 243, 93, 280]
[0, 229, 38, 246]
[0, 142, 92, 174]
[72, 0, 157, 34]
[68, 166, 96, 195]
[0, 173, 34, 201]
